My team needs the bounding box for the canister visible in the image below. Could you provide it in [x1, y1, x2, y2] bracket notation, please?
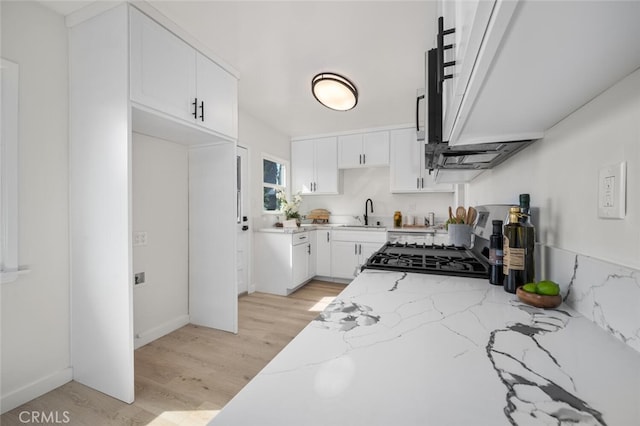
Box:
[393, 211, 402, 228]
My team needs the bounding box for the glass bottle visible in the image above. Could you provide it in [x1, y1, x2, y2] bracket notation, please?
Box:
[519, 193, 531, 224]
[503, 206, 535, 293]
[394, 211, 402, 228]
[489, 220, 504, 286]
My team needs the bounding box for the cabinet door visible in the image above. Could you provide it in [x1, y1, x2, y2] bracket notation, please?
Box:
[363, 131, 389, 167]
[389, 128, 422, 192]
[331, 241, 359, 279]
[359, 242, 384, 268]
[315, 230, 332, 277]
[337, 134, 364, 168]
[441, 0, 496, 142]
[196, 52, 238, 138]
[313, 137, 339, 194]
[130, 8, 196, 123]
[292, 242, 309, 288]
[307, 231, 317, 280]
[291, 139, 315, 194]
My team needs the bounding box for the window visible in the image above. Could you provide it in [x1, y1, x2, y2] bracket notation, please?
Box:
[262, 155, 287, 213]
[1, 59, 20, 283]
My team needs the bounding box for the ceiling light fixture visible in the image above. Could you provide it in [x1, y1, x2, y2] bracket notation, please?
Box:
[311, 72, 358, 111]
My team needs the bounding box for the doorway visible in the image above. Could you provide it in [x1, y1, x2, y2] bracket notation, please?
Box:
[237, 146, 250, 295]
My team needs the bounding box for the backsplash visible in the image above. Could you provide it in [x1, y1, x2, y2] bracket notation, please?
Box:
[546, 245, 640, 354]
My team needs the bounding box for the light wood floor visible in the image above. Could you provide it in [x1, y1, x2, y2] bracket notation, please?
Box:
[1, 280, 345, 426]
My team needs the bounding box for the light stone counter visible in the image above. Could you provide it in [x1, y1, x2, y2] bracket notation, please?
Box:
[211, 270, 640, 425]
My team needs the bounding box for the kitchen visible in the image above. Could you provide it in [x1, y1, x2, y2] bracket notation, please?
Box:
[1, 0, 640, 425]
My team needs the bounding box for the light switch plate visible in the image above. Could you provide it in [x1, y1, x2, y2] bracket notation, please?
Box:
[598, 162, 626, 219]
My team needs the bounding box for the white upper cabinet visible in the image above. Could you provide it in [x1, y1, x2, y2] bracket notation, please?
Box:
[338, 131, 389, 168]
[440, 0, 495, 143]
[389, 128, 454, 193]
[195, 53, 238, 138]
[130, 8, 196, 123]
[439, 0, 640, 146]
[291, 137, 339, 195]
[130, 8, 237, 139]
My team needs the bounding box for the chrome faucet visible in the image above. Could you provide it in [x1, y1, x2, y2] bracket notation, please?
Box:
[364, 198, 374, 226]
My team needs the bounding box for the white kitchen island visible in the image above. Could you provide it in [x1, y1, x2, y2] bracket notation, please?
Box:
[210, 270, 640, 425]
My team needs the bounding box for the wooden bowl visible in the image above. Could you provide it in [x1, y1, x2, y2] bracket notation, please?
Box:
[516, 286, 562, 309]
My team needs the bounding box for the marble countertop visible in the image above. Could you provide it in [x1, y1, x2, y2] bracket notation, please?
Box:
[258, 225, 447, 234]
[211, 271, 640, 426]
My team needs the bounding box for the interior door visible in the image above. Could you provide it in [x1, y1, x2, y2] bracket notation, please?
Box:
[237, 146, 250, 294]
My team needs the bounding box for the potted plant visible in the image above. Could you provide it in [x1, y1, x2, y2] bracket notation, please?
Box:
[276, 190, 302, 225]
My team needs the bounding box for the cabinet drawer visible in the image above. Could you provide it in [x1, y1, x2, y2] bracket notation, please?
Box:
[292, 232, 310, 245]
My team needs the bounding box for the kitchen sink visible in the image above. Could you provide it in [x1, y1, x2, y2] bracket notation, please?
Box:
[339, 225, 386, 230]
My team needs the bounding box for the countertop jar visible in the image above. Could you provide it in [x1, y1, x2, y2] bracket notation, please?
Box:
[393, 211, 402, 228]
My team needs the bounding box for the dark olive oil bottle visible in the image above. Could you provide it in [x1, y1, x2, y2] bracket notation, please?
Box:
[489, 220, 504, 285]
[503, 206, 535, 293]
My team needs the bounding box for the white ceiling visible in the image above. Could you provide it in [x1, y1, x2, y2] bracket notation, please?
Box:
[41, 0, 436, 138]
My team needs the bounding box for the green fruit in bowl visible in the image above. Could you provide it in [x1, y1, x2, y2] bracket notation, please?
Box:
[536, 280, 560, 296]
[522, 283, 537, 293]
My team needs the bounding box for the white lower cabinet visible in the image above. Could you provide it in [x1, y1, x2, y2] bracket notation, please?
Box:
[331, 230, 387, 280]
[256, 231, 315, 296]
[315, 229, 332, 277]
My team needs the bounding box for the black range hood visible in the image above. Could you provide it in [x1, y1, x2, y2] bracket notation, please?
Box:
[426, 37, 533, 178]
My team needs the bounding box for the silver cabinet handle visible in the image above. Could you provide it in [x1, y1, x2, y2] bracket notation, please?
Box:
[421, 177, 424, 188]
[417, 177, 420, 189]
[354, 244, 358, 255]
[326, 232, 330, 242]
[363, 154, 366, 164]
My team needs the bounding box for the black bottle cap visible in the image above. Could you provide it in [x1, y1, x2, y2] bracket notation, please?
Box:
[519, 193, 530, 208]
[492, 220, 503, 234]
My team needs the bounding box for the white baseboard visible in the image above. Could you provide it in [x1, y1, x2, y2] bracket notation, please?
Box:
[1, 367, 73, 414]
[134, 314, 190, 349]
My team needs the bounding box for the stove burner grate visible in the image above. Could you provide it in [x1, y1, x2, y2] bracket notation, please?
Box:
[363, 242, 489, 279]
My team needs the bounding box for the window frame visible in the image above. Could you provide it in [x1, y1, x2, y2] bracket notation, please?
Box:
[261, 154, 288, 214]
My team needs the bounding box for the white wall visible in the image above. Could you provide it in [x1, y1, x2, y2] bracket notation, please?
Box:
[301, 167, 454, 226]
[467, 68, 640, 270]
[237, 109, 291, 294]
[238, 109, 291, 228]
[1, 1, 71, 412]
[132, 133, 189, 348]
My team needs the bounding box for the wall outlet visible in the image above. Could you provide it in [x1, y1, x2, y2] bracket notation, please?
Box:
[598, 162, 626, 219]
[133, 231, 148, 246]
[134, 272, 145, 285]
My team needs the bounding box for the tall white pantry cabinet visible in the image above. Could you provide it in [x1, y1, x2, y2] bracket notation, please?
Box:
[69, 3, 238, 404]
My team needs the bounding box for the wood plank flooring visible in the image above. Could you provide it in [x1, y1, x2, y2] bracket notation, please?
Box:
[0, 280, 345, 426]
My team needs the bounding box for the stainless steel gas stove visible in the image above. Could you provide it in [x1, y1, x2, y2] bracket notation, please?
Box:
[363, 242, 489, 278]
[362, 205, 515, 279]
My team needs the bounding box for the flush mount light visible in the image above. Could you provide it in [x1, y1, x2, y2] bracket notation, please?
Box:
[311, 72, 358, 111]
